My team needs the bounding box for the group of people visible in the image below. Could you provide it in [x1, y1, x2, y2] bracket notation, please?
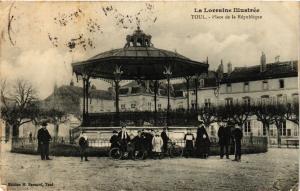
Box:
[110, 126, 169, 159]
[218, 122, 243, 162]
[36, 120, 243, 162]
[184, 121, 244, 161]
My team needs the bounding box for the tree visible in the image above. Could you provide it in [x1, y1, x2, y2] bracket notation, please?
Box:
[252, 100, 276, 144]
[197, 104, 217, 128]
[286, 100, 299, 125]
[42, 108, 67, 141]
[227, 101, 251, 127]
[272, 103, 287, 147]
[0, 79, 38, 137]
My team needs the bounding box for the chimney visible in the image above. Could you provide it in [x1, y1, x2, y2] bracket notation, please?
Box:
[227, 62, 232, 75]
[260, 52, 266, 72]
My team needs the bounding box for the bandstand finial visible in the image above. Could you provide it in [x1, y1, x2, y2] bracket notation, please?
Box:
[124, 27, 153, 48]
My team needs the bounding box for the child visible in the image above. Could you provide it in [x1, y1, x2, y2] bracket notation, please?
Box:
[184, 128, 195, 158]
[152, 131, 163, 159]
[79, 133, 89, 162]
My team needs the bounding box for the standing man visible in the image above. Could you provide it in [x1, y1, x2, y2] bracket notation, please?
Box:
[232, 124, 243, 162]
[161, 127, 169, 153]
[118, 125, 130, 152]
[37, 122, 52, 160]
[218, 122, 231, 159]
[79, 132, 89, 162]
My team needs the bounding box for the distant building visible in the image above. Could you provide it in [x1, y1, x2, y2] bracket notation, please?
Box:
[41, 55, 298, 144]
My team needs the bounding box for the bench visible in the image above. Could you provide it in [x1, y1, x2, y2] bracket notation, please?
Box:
[286, 139, 299, 148]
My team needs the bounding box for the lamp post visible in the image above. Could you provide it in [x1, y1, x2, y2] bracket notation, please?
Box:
[163, 65, 172, 126]
[113, 65, 123, 126]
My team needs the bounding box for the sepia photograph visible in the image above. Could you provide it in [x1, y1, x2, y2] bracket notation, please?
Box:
[0, 1, 299, 191]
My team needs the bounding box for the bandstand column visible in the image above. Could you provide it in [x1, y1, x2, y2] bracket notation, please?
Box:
[163, 65, 172, 126]
[113, 65, 123, 126]
[185, 76, 191, 112]
[82, 78, 86, 125]
[85, 77, 90, 124]
[194, 76, 199, 112]
[154, 80, 158, 126]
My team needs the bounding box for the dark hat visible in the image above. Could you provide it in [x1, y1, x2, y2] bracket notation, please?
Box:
[41, 122, 48, 126]
[113, 130, 118, 133]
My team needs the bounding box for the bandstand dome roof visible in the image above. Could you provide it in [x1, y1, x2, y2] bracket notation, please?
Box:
[72, 27, 209, 80]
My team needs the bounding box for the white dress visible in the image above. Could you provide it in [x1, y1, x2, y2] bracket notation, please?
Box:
[152, 136, 163, 152]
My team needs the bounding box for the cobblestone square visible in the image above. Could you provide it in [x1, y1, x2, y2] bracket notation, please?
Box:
[0, 148, 298, 191]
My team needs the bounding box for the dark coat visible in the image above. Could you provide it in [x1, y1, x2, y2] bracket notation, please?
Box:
[142, 132, 153, 151]
[161, 131, 169, 143]
[79, 137, 88, 148]
[218, 126, 231, 145]
[195, 126, 210, 155]
[110, 134, 120, 148]
[232, 128, 243, 141]
[118, 131, 130, 142]
[132, 135, 144, 151]
[37, 128, 51, 144]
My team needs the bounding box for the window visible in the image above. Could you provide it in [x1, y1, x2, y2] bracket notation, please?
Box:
[270, 129, 274, 136]
[226, 83, 232, 93]
[292, 93, 298, 103]
[210, 126, 215, 136]
[261, 95, 269, 105]
[199, 79, 205, 88]
[121, 104, 126, 109]
[287, 129, 291, 137]
[204, 98, 211, 108]
[279, 121, 287, 136]
[119, 88, 129, 95]
[277, 94, 283, 103]
[262, 80, 268, 90]
[225, 98, 233, 106]
[262, 124, 267, 136]
[131, 87, 139, 94]
[279, 79, 284, 89]
[244, 82, 249, 92]
[243, 97, 251, 107]
[131, 104, 136, 109]
[147, 102, 152, 110]
[244, 121, 251, 135]
[191, 100, 196, 109]
[294, 126, 298, 136]
[158, 104, 161, 110]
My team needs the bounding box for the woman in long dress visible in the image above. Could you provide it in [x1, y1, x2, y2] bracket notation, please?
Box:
[195, 122, 211, 159]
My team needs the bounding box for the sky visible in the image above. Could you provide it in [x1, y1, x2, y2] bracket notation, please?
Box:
[0, 1, 299, 99]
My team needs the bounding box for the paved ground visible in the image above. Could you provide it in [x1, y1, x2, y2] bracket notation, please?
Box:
[0, 145, 298, 191]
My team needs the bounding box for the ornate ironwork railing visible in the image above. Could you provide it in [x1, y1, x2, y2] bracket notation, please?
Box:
[85, 111, 199, 127]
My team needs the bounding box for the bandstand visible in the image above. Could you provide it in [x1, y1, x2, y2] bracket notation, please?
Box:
[71, 27, 208, 137]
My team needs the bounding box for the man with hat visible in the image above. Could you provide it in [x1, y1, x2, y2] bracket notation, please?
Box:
[110, 130, 120, 149]
[37, 122, 52, 160]
[218, 121, 231, 159]
[118, 125, 130, 152]
[232, 123, 243, 162]
[161, 127, 169, 153]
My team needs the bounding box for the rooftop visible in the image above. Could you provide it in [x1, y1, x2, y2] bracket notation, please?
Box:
[221, 60, 298, 83]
